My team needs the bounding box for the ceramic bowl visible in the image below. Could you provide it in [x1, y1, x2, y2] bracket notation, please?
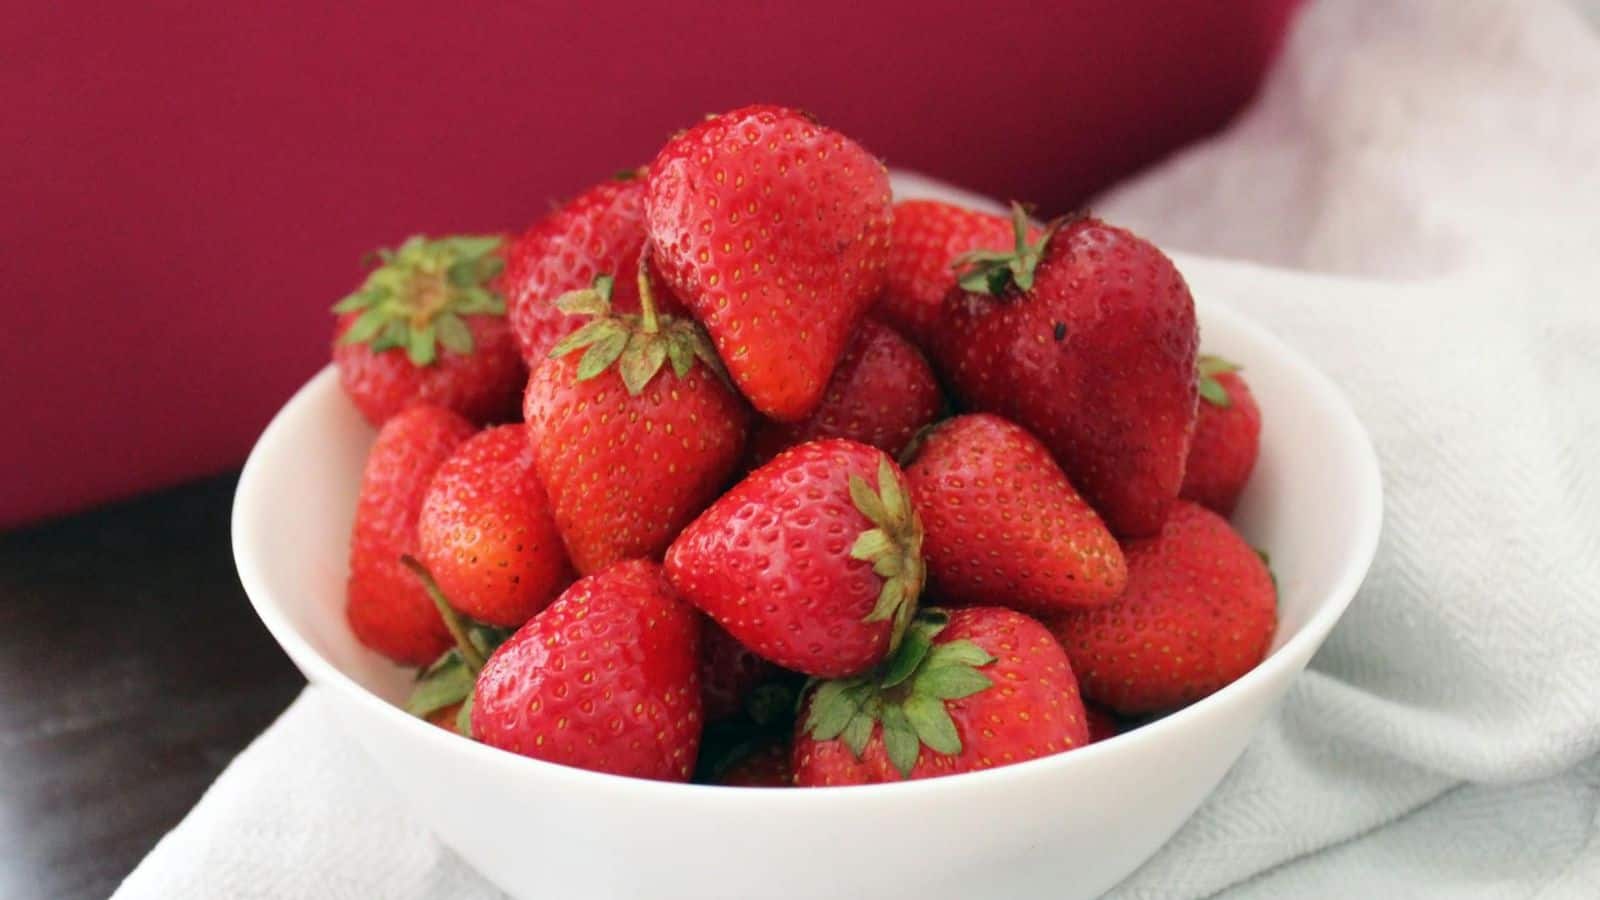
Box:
[234, 272, 1380, 900]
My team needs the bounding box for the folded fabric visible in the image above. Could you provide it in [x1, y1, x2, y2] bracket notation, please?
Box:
[116, 0, 1600, 897]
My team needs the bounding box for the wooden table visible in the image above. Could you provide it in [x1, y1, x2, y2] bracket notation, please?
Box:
[0, 474, 303, 899]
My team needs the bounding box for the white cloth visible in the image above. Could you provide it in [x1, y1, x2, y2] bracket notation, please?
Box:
[117, 1, 1600, 897]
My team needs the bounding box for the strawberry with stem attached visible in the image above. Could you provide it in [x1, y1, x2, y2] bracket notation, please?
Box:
[500, 169, 687, 364]
[931, 204, 1199, 537]
[333, 235, 525, 426]
[1181, 355, 1262, 516]
[874, 199, 1038, 352]
[666, 440, 925, 679]
[524, 264, 748, 574]
[793, 606, 1090, 785]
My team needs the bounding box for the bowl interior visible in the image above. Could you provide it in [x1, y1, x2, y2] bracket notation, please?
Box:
[235, 293, 1380, 731]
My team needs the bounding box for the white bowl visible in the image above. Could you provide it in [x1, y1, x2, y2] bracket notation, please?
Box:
[234, 294, 1381, 900]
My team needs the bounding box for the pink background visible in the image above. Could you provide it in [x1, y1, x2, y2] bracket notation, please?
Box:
[3, 0, 1296, 528]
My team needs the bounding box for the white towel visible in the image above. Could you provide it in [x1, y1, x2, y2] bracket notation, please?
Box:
[116, 1, 1600, 896]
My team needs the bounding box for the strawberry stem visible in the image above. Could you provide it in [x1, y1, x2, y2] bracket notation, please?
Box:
[400, 554, 486, 672]
[635, 261, 660, 335]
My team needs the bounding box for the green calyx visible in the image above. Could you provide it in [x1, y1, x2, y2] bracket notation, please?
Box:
[399, 555, 509, 737]
[333, 234, 506, 367]
[802, 609, 996, 778]
[1198, 354, 1242, 407]
[952, 202, 1061, 296]
[548, 267, 725, 395]
[848, 456, 926, 654]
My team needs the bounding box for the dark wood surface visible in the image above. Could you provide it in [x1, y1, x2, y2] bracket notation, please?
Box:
[0, 474, 304, 900]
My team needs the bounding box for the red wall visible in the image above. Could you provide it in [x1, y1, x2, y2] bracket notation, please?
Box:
[3, 0, 1296, 528]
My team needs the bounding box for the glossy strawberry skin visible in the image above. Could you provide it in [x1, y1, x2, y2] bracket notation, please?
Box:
[1181, 370, 1262, 516]
[346, 405, 476, 664]
[931, 218, 1198, 537]
[665, 440, 907, 678]
[1049, 501, 1277, 715]
[416, 425, 573, 628]
[524, 353, 748, 575]
[746, 319, 943, 467]
[334, 311, 524, 427]
[646, 105, 892, 422]
[875, 200, 1032, 351]
[700, 618, 782, 722]
[472, 560, 702, 780]
[793, 607, 1089, 785]
[905, 414, 1126, 614]
[500, 174, 685, 365]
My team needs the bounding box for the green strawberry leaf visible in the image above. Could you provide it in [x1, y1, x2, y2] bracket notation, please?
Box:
[800, 609, 997, 779]
[951, 203, 1066, 298]
[456, 692, 474, 738]
[331, 234, 505, 367]
[546, 270, 725, 396]
[434, 312, 474, 355]
[405, 648, 475, 717]
[1197, 354, 1241, 408]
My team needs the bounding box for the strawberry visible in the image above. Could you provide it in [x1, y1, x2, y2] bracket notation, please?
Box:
[500, 170, 686, 364]
[345, 405, 475, 664]
[875, 200, 1037, 351]
[333, 235, 525, 426]
[646, 104, 893, 422]
[1049, 501, 1277, 715]
[903, 414, 1126, 614]
[1180, 356, 1262, 516]
[700, 618, 785, 723]
[524, 269, 748, 574]
[1085, 705, 1121, 743]
[930, 205, 1198, 537]
[472, 559, 703, 780]
[746, 318, 943, 467]
[715, 739, 793, 787]
[415, 425, 574, 627]
[666, 439, 925, 678]
[793, 607, 1090, 785]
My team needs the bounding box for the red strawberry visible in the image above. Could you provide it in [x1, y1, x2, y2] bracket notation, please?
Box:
[875, 200, 1037, 351]
[747, 319, 943, 467]
[1085, 705, 1121, 743]
[666, 439, 925, 678]
[646, 104, 892, 422]
[333, 235, 525, 426]
[472, 559, 703, 780]
[524, 271, 748, 574]
[1180, 356, 1262, 516]
[345, 405, 475, 664]
[1049, 501, 1277, 715]
[500, 170, 686, 364]
[716, 739, 793, 787]
[793, 607, 1090, 785]
[701, 619, 783, 723]
[931, 205, 1198, 537]
[416, 425, 573, 627]
[903, 414, 1126, 614]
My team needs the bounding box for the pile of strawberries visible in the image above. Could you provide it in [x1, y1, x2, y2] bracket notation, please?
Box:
[334, 105, 1273, 787]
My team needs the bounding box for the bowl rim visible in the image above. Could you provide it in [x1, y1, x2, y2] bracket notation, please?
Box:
[232, 295, 1382, 805]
